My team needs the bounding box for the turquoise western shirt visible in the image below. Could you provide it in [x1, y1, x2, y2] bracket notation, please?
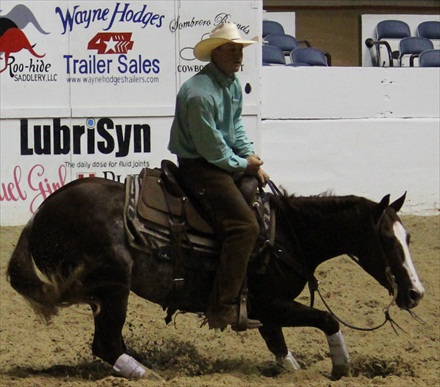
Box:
[168, 62, 254, 173]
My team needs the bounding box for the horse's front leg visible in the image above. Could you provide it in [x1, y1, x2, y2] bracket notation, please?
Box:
[259, 325, 300, 370]
[257, 299, 350, 380]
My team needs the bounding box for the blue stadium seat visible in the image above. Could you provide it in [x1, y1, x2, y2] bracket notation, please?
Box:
[265, 34, 299, 54]
[263, 20, 284, 38]
[376, 20, 411, 40]
[262, 44, 286, 65]
[419, 49, 440, 67]
[398, 37, 434, 66]
[417, 21, 440, 40]
[289, 47, 329, 66]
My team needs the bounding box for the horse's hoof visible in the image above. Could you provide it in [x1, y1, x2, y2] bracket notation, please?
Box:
[331, 364, 351, 380]
[141, 367, 165, 382]
[278, 350, 300, 371]
[114, 354, 164, 381]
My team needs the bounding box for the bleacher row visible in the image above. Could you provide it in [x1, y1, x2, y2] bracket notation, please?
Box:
[365, 20, 440, 67]
[262, 19, 440, 67]
[262, 20, 331, 66]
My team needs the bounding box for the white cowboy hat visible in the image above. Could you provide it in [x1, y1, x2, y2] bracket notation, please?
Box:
[194, 23, 258, 62]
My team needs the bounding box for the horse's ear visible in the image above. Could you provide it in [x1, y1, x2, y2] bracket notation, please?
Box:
[373, 194, 390, 224]
[390, 191, 406, 213]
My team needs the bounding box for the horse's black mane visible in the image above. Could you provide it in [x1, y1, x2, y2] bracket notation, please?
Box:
[272, 190, 376, 222]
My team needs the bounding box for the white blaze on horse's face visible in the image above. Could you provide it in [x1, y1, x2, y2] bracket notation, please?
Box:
[393, 221, 425, 303]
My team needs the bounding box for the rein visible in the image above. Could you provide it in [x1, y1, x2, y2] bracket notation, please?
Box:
[316, 256, 405, 333]
[265, 180, 406, 334]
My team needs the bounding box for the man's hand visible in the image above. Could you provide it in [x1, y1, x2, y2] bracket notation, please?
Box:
[245, 154, 270, 186]
[257, 168, 270, 186]
[245, 154, 263, 175]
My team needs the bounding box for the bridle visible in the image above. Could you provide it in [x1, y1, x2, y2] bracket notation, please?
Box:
[266, 180, 424, 334]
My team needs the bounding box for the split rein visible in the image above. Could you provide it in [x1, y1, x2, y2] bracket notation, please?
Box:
[342, 255, 425, 333]
[265, 180, 422, 334]
[316, 256, 404, 334]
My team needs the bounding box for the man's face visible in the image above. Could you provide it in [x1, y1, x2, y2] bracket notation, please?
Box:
[211, 43, 244, 77]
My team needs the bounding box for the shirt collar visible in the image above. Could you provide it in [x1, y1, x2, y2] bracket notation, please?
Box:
[205, 62, 236, 87]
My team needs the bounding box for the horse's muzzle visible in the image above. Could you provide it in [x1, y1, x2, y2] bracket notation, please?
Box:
[397, 287, 424, 310]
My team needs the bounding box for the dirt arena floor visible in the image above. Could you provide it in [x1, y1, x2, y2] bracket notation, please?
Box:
[1, 215, 439, 387]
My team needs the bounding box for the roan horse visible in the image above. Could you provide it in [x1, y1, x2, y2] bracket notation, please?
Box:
[7, 170, 425, 381]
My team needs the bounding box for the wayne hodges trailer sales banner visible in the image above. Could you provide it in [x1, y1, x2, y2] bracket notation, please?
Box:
[0, 0, 262, 225]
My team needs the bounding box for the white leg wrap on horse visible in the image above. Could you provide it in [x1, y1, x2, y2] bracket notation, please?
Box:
[113, 354, 146, 379]
[326, 331, 349, 366]
[283, 350, 300, 370]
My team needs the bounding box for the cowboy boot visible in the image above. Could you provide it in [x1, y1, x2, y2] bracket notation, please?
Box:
[207, 301, 262, 331]
[206, 271, 262, 331]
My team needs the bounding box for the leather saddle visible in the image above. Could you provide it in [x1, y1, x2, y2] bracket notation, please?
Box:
[124, 158, 274, 263]
[137, 160, 213, 235]
[136, 159, 260, 236]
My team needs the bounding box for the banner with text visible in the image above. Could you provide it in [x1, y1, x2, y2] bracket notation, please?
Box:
[0, 0, 262, 225]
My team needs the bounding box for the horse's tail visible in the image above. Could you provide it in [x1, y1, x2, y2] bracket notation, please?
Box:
[6, 218, 91, 323]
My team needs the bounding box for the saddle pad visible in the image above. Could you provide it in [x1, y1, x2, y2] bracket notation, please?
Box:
[124, 173, 218, 255]
[137, 168, 214, 234]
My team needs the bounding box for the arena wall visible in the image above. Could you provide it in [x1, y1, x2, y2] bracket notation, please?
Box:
[261, 66, 439, 215]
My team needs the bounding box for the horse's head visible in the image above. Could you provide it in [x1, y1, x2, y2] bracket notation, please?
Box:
[359, 193, 425, 310]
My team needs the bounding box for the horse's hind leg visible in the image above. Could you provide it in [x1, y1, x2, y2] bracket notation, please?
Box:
[91, 284, 130, 365]
[90, 284, 163, 381]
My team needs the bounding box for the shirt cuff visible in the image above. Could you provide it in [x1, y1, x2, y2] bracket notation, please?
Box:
[236, 156, 248, 171]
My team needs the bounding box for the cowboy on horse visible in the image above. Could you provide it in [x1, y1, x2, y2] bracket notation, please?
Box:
[168, 23, 269, 331]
